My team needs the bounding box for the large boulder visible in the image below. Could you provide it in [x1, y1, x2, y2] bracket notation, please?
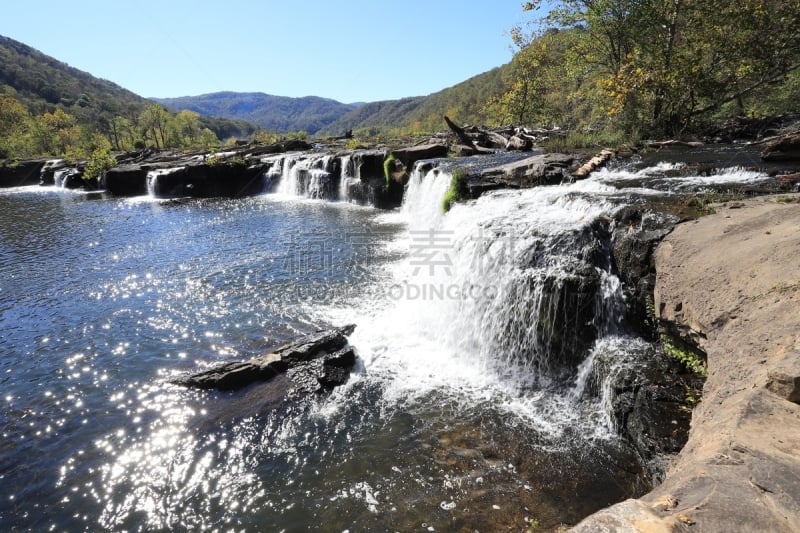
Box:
[467, 153, 573, 197]
[390, 144, 448, 171]
[102, 164, 148, 196]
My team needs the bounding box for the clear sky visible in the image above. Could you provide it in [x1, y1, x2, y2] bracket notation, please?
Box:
[1, 0, 537, 103]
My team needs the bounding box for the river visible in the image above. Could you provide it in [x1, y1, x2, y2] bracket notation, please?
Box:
[0, 150, 779, 531]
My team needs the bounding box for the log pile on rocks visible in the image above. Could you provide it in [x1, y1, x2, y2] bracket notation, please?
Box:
[441, 115, 564, 155]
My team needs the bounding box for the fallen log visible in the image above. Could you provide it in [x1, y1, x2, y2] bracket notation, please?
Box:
[761, 132, 800, 161]
[444, 115, 477, 149]
[645, 139, 704, 149]
[173, 325, 357, 391]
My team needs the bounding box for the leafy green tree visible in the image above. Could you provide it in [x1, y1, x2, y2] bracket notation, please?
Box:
[199, 128, 219, 151]
[83, 138, 117, 181]
[0, 94, 31, 158]
[172, 110, 201, 148]
[521, 0, 800, 136]
[139, 104, 170, 149]
[32, 108, 80, 155]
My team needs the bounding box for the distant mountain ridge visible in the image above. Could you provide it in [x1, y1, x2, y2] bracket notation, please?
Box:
[152, 92, 363, 135]
[1, 31, 510, 142]
[0, 34, 257, 140]
[154, 66, 510, 138]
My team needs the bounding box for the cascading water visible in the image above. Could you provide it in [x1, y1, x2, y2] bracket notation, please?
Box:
[338, 154, 360, 202]
[274, 154, 337, 199]
[146, 167, 184, 198]
[322, 164, 636, 437]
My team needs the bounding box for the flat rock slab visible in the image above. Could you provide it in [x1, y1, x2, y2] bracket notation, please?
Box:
[173, 325, 356, 392]
[575, 195, 800, 531]
[469, 153, 574, 196]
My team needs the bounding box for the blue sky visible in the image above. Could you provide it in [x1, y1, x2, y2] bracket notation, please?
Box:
[1, 1, 539, 103]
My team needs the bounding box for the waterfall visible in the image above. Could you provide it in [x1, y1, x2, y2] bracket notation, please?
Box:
[401, 164, 452, 231]
[146, 167, 184, 198]
[275, 154, 337, 199]
[53, 169, 70, 188]
[338, 154, 359, 202]
[276, 155, 301, 196]
[338, 168, 630, 416]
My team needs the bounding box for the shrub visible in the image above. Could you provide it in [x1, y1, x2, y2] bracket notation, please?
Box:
[661, 333, 707, 376]
[83, 144, 117, 181]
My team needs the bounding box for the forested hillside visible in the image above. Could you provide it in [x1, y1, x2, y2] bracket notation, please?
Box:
[317, 67, 507, 137]
[495, 0, 800, 139]
[3, 0, 800, 161]
[0, 35, 257, 161]
[153, 92, 361, 135]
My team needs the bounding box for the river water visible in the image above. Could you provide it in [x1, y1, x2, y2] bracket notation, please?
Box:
[0, 151, 779, 531]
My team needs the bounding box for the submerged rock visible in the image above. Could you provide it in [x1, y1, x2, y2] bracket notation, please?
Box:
[173, 325, 357, 392]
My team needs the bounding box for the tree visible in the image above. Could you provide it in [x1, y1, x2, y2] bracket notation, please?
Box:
[0, 94, 31, 158]
[521, 0, 800, 136]
[32, 108, 80, 155]
[172, 110, 201, 148]
[139, 104, 170, 149]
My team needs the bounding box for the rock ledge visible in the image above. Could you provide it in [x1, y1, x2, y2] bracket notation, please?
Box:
[575, 195, 800, 532]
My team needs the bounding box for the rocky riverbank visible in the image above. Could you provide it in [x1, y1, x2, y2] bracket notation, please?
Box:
[575, 194, 800, 532]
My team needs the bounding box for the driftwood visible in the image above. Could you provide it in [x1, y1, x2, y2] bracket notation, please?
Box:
[761, 133, 800, 161]
[572, 149, 617, 179]
[172, 325, 356, 391]
[645, 140, 704, 149]
[444, 115, 477, 149]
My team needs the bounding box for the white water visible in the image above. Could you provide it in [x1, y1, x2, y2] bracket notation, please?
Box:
[338, 154, 360, 202]
[291, 159, 770, 436]
[275, 154, 335, 199]
[318, 167, 635, 436]
[593, 162, 769, 190]
[53, 168, 71, 188]
[146, 167, 184, 198]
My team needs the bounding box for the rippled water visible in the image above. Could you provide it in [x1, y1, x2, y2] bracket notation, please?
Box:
[0, 156, 774, 531]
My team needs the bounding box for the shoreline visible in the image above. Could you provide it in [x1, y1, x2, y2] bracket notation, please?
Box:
[575, 194, 800, 531]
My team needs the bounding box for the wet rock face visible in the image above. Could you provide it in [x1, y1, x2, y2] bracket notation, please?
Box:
[591, 346, 701, 484]
[149, 161, 265, 199]
[102, 164, 148, 196]
[0, 159, 47, 188]
[611, 207, 679, 339]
